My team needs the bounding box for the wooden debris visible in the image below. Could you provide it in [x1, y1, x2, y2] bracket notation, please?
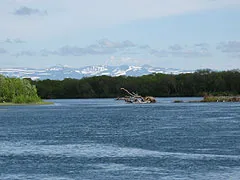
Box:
[116, 88, 156, 104]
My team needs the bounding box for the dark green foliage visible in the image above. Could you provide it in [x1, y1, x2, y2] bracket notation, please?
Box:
[0, 75, 41, 103]
[31, 70, 240, 99]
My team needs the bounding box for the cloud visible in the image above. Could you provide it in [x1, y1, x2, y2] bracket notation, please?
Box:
[151, 43, 212, 58]
[120, 50, 141, 55]
[194, 43, 209, 48]
[4, 38, 26, 43]
[14, 50, 36, 57]
[8, 40, 212, 59]
[39, 45, 116, 57]
[57, 46, 86, 56]
[217, 41, 240, 58]
[106, 56, 148, 66]
[1, 0, 240, 41]
[150, 49, 169, 57]
[0, 48, 7, 54]
[169, 44, 183, 51]
[171, 49, 211, 58]
[231, 54, 240, 59]
[217, 41, 240, 53]
[97, 39, 135, 49]
[40, 49, 57, 56]
[40, 39, 136, 56]
[13, 6, 47, 16]
[4, 38, 12, 43]
[14, 38, 26, 43]
[139, 45, 150, 49]
[56, 45, 116, 56]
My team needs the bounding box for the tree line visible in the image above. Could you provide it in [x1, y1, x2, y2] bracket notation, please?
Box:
[29, 69, 240, 99]
[0, 75, 41, 103]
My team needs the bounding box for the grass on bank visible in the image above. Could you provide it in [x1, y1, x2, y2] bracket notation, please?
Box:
[201, 96, 240, 102]
[0, 101, 53, 106]
[0, 94, 53, 106]
[173, 95, 240, 103]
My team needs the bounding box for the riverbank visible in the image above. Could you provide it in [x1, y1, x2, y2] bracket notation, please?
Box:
[174, 96, 240, 103]
[0, 101, 54, 106]
[200, 96, 240, 102]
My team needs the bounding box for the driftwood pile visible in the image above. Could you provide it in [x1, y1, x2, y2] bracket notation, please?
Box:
[116, 88, 156, 104]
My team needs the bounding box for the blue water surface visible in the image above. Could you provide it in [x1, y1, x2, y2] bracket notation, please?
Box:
[0, 98, 240, 180]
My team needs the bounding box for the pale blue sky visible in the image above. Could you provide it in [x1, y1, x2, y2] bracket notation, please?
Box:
[0, 0, 240, 70]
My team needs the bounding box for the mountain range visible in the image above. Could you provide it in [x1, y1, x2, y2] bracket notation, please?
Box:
[0, 65, 194, 80]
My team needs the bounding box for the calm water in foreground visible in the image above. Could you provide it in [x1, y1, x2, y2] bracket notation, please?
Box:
[0, 98, 240, 180]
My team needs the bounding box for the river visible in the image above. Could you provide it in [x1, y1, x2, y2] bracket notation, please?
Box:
[0, 98, 240, 180]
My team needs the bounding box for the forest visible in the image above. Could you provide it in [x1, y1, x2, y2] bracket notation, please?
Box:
[30, 69, 240, 99]
[0, 75, 42, 103]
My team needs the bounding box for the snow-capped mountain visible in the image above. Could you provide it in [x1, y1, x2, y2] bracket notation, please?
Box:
[0, 65, 193, 80]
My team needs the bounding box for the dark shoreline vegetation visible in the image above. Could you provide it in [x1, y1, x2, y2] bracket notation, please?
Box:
[0, 75, 51, 105]
[27, 69, 240, 100]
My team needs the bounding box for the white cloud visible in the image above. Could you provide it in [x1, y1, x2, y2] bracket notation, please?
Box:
[217, 41, 240, 59]
[217, 41, 240, 53]
[13, 50, 36, 57]
[39, 39, 135, 56]
[4, 38, 25, 43]
[98, 39, 135, 49]
[1, 0, 240, 39]
[0, 48, 7, 54]
[13, 6, 47, 16]
[106, 56, 149, 66]
[151, 43, 212, 58]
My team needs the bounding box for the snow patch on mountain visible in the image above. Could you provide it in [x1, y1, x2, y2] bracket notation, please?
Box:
[0, 65, 194, 80]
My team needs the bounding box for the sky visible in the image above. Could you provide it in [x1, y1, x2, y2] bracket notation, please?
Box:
[0, 0, 240, 70]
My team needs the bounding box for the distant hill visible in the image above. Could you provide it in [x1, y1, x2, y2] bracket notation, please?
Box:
[0, 64, 194, 80]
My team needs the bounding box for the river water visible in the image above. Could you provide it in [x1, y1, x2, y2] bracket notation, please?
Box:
[0, 98, 240, 180]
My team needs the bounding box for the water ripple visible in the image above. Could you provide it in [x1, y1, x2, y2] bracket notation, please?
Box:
[1, 141, 239, 160]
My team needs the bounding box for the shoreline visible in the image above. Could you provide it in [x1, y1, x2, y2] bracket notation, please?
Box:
[0, 101, 54, 106]
[173, 96, 240, 103]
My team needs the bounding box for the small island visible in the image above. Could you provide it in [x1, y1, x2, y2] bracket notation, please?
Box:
[200, 95, 240, 102]
[173, 95, 240, 103]
[0, 75, 52, 106]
